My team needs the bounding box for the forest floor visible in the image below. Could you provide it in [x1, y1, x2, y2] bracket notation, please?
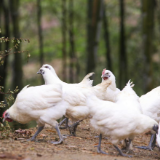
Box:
[0, 119, 160, 160]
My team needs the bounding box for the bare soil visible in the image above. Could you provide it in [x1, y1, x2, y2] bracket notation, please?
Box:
[0, 120, 160, 160]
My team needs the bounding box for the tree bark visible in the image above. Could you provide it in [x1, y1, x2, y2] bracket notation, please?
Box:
[86, 0, 103, 74]
[102, 2, 112, 71]
[68, 0, 75, 83]
[10, 0, 23, 91]
[0, 0, 10, 103]
[37, 0, 44, 66]
[61, 0, 67, 82]
[10, 0, 27, 129]
[119, 0, 127, 89]
[141, 0, 155, 92]
[0, 0, 10, 115]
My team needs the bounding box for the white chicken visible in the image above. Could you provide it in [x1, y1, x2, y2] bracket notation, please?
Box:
[39, 64, 94, 133]
[87, 80, 159, 157]
[101, 69, 142, 150]
[136, 87, 160, 150]
[156, 122, 160, 147]
[3, 84, 67, 144]
[40, 64, 93, 87]
[37, 67, 112, 136]
[101, 68, 120, 102]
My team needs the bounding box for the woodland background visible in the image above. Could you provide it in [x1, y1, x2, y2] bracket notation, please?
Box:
[0, 0, 159, 128]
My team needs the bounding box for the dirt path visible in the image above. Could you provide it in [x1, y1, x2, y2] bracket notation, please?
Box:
[0, 120, 159, 160]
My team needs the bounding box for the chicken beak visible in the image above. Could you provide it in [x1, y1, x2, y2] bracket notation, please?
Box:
[101, 74, 110, 78]
[3, 117, 6, 122]
[37, 70, 41, 74]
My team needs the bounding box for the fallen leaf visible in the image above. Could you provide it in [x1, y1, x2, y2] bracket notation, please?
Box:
[39, 134, 47, 137]
[46, 130, 56, 133]
[37, 153, 42, 157]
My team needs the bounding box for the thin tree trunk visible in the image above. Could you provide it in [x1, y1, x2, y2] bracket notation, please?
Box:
[119, 0, 127, 89]
[61, 0, 67, 82]
[86, 0, 103, 74]
[68, 0, 75, 83]
[102, 2, 112, 71]
[0, 0, 2, 54]
[10, 0, 23, 91]
[10, 0, 27, 129]
[0, 0, 10, 103]
[141, 0, 155, 92]
[37, 0, 44, 66]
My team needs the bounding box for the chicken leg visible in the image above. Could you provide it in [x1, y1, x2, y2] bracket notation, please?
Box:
[50, 123, 63, 144]
[114, 145, 132, 157]
[123, 139, 133, 153]
[96, 134, 108, 154]
[69, 120, 83, 136]
[136, 134, 156, 150]
[59, 117, 69, 129]
[28, 126, 44, 141]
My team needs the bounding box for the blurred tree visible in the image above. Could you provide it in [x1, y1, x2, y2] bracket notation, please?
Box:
[86, 0, 103, 74]
[0, 1, 2, 60]
[68, 0, 79, 82]
[37, 0, 44, 66]
[10, 0, 28, 129]
[10, 0, 23, 91]
[0, 0, 10, 103]
[61, 0, 67, 82]
[141, 0, 155, 92]
[119, 0, 127, 89]
[68, 0, 75, 83]
[102, 2, 112, 71]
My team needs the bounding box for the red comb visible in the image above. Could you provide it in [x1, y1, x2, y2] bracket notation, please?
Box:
[102, 68, 106, 75]
[2, 111, 6, 118]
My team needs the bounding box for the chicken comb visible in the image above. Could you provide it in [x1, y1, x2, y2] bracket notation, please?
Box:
[102, 68, 106, 75]
[2, 111, 6, 118]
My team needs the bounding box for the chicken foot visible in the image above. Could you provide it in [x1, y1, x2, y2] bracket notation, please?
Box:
[96, 134, 108, 154]
[136, 134, 156, 151]
[28, 126, 44, 141]
[59, 117, 69, 129]
[69, 120, 83, 136]
[50, 123, 63, 144]
[122, 139, 133, 153]
[114, 145, 132, 157]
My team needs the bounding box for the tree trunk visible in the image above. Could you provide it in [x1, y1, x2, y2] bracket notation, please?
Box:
[86, 0, 103, 74]
[119, 0, 127, 89]
[0, 0, 2, 57]
[0, 0, 10, 96]
[10, 0, 23, 91]
[68, 0, 75, 83]
[102, 2, 112, 71]
[61, 0, 67, 82]
[0, 0, 10, 116]
[10, 0, 27, 129]
[37, 0, 44, 66]
[141, 0, 155, 92]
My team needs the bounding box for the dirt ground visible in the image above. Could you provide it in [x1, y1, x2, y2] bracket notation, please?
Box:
[0, 120, 160, 160]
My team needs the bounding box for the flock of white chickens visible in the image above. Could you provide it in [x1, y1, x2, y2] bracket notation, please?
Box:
[2, 64, 160, 157]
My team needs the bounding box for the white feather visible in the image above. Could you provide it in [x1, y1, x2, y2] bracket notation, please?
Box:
[101, 69, 120, 102]
[156, 121, 160, 147]
[42, 64, 93, 87]
[87, 85, 158, 146]
[7, 84, 67, 127]
[139, 87, 160, 122]
[39, 66, 112, 122]
[40, 65, 112, 121]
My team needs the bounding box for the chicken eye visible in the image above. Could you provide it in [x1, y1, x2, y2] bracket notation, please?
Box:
[44, 66, 50, 70]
